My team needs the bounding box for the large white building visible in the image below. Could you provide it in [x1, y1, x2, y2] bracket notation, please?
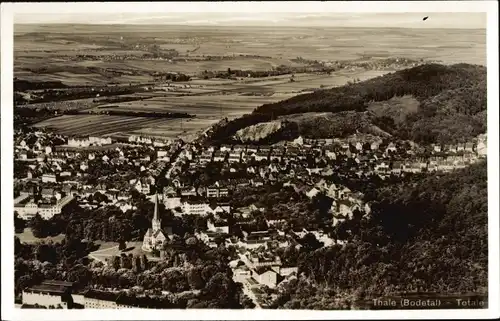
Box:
[22, 280, 74, 309]
[181, 201, 230, 216]
[14, 193, 74, 220]
[206, 184, 229, 198]
[41, 174, 57, 183]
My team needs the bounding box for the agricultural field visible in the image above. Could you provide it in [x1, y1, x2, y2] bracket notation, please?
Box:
[15, 24, 485, 141]
[26, 69, 389, 139]
[94, 94, 294, 116]
[129, 118, 220, 142]
[33, 115, 188, 138]
[32, 114, 218, 141]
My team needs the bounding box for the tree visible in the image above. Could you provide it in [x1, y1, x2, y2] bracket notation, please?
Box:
[240, 295, 256, 309]
[204, 272, 234, 307]
[187, 267, 204, 290]
[15, 212, 26, 233]
[34, 243, 58, 264]
[112, 256, 121, 270]
[299, 233, 324, 252]
[118, 240, 127, 251]
[140, 254, 149, 270]
[29, 214, 48, 238]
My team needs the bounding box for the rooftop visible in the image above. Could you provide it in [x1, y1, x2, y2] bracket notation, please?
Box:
[26, 284, 68, 295]
[84, 290, 118, 302]
[42, 280, 74, 287]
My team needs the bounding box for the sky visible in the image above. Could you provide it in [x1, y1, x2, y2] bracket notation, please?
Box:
[14, 12, 486, 29]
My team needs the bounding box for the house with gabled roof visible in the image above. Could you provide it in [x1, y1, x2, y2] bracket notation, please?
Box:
[251, 266, 284, 289]
[213, 151, 226, 162]
[131, 178, 152, 195]
[477, 135, 487, 157]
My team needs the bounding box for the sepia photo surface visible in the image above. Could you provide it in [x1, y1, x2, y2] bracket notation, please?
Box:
[1, 1, 499, 320]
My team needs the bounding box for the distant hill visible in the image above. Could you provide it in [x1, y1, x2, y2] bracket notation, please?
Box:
[208, 63, 486, 145]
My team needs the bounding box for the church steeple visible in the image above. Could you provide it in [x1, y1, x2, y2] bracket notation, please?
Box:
[152, 193, 161, 232]
[153, 193, 159, 220]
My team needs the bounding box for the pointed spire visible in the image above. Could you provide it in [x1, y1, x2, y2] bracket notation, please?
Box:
[153, 193, 159, 221]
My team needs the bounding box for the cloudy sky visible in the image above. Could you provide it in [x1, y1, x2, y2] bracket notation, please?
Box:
[15, 12, 486, 29]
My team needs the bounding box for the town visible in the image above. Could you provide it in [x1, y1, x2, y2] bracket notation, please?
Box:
[14, 124, 487, 309]
[9, 9, 490, 313]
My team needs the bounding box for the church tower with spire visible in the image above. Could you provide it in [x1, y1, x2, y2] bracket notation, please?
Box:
[142, 193, 169, 252]
[151, 193, 162, 232]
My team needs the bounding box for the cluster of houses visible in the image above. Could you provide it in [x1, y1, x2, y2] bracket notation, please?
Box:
[67, 136, 112, 148]
[14, 126, 487, 228]
[127, 135, 175, 147]
[14, 129, 186, 220]
[178, 135, 487, 182]
[16, 125, 489, 306]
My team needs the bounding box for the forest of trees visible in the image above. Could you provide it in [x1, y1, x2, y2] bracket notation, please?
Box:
[14, 107, 57, 126]
[269, 161, 488, 309]
[14, 79, 69, 91]
[199, 64, 334, 80]
[153, 72, 191, 82]
[15, 85, 145, 105]
[208, 63, 486, 145]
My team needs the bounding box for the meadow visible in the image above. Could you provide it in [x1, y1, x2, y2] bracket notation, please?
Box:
[15, 228, 65, 244]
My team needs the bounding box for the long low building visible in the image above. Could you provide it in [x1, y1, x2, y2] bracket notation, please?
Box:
[22, 280, 74, 309]
[83, 290, 175, 309]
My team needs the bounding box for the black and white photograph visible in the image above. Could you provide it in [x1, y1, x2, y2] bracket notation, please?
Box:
[1, 1, 498, 320]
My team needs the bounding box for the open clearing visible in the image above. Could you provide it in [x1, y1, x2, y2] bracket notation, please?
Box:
[15, 228, 65, 244]
[367, 95, 420, 124]
[89, 241, 160, 263]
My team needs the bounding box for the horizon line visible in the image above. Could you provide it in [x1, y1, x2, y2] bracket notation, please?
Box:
[14, 22, 486, 30]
